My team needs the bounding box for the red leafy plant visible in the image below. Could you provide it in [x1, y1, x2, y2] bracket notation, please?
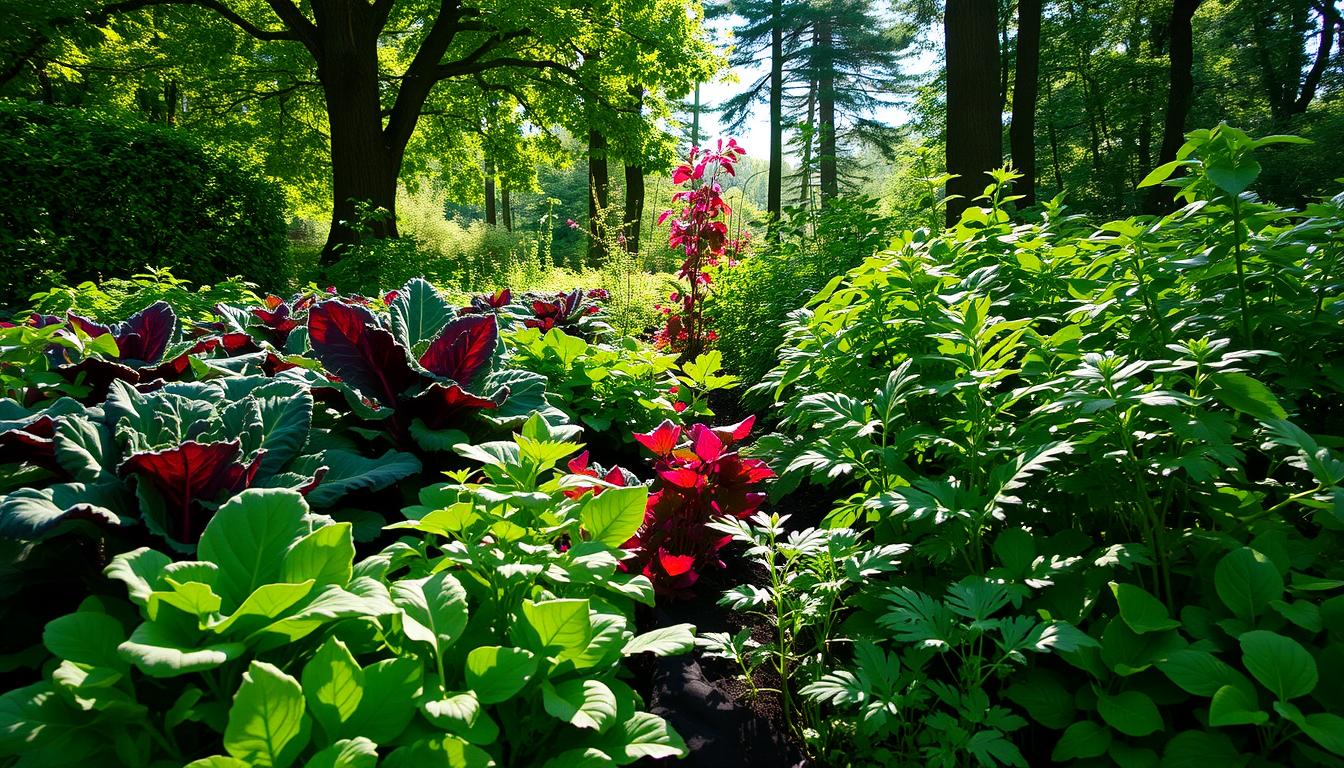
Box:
[306, 298, 507, 438]
[655, 138, 745, 357]
[623, 415, 774, 595]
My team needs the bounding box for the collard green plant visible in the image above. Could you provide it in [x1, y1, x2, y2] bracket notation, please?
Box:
[0, 376, 420, 550]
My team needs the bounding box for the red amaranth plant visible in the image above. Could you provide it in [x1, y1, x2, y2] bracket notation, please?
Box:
[655, 138, 745, 358]
[623, 415, 774, 595]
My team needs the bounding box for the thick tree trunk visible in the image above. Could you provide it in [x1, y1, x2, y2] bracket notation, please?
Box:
[767, 0, 784, 241]
[484, 165, 497, 226]
[501, 185, 512, 231]
[588, 128, 609, 264]
[1010, 0, 1041, 207]
[1147, 0, 1200, 214]
[945, 0, 1003, 225]
[624, 163, 644, 254]
[799, 76, 816, 203]
[817, 16, 839, 203]
[318, 3, 397, 264]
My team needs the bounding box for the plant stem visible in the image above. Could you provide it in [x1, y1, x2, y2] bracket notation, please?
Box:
[1232, 194, 1251, 343]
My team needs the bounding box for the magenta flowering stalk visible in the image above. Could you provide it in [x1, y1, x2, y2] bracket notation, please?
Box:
[655, 138, 745, 357]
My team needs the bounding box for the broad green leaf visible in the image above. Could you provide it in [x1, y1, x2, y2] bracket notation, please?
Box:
[1052, 721, 1111, 761]
[389, 277, 451, 350]
[105, 547, 172, 606]
[1239, 630, 1317, 700]
[341, 658, 422, 743]
[622, 624, 696, 656]
[255, 580, 395, 644]
[1302, 712, 1344, 757]
[1157, 650, 1254, 698]
[542, 679, 618, 732]
[304, 449, 422, 508]
[1002, 670, 1075, 729]
[464, 646, 537, 704]
[248, 381, 314, 476]
[43, 611, 127, 670]
[151, 580, 223, 620]
[1210, 373, 1286, 421]
[211, 580, 315, 635]
[1110, 582, 1180, 634]
[593, 711, 686, 764]
[198, 489, 308, 609]
[224, 661, 311, 768]
[1214, 548, 1282, 622]
[304, 737, 378, 768]
[1269, 599, 1322, 632]
[186, 758, 251, 768]
[283, 523, 355, 588]
[1160, 730, 1244, 768]
[1208, 684, 1268, 726]
[521, 599, 592, 653]
[1205, 156, 1261, 195]
[580, 486, 648, 547]
[1138, 160, 1183, 188]
[382, 735, 494, 768]
[119, 621, 245, 677]
[421, 691, 499, 745]
[302, 637, 364, 739]
[1097, 690, 1163, 737]
[54, 415, 113, 483]
[392, 572, 469, 660]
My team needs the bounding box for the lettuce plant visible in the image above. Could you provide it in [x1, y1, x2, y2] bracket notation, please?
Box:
[624, 416, 773, 594]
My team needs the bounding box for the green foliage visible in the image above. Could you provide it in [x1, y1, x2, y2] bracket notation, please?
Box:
[705, 197, 898, 384]
[505, 327, 736, 442]
[748, 131, 1344, 765]
[26, 269, 261, 322]
[1, 415, 693, 766]
[0, 102, 291, 307]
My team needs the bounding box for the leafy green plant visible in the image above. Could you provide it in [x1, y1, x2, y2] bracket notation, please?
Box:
[0, 377, 420, 549]
[701, 512, 907, 743]
[506, 327, 738, 442]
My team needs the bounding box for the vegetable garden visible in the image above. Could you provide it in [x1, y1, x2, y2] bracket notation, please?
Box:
[2, 123, 1344, 768]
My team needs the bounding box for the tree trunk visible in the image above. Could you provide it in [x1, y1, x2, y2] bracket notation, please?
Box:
[588, 128, 609, 264]
[1147, 0, 1200, 214]
[691, 83, 701, 148]
[945, 0, 1003, 225]
[767, 0, 784, 241]
[484, 160, 497, 225]
[817, 15, 839, 203]
[501, 185, 512, 231]
[799, 76, 816, 203]
[1295, 5, 1336, 113]
[624, 163, 644, 254]
[318, 2, 397, 264]
[1010, 0, 1041, 207]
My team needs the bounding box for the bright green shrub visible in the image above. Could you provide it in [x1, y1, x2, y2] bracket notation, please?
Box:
[25, 269, 260, 321]
[705, 197, 897, 385]
[737, 128, 1344, 764]
[0, 102, 291, 306]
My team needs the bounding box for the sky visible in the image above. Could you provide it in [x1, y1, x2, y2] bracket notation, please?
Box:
[689, 15, 939, 161]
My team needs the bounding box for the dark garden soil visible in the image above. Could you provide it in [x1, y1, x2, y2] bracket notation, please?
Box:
[629, 478, 840, 768]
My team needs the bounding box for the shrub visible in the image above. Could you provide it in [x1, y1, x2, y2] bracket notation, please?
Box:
[704, 196, 898, 385]
[0, 102, 291, 306]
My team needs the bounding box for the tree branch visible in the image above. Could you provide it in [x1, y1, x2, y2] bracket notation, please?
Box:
[97, 0, 303, 43]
